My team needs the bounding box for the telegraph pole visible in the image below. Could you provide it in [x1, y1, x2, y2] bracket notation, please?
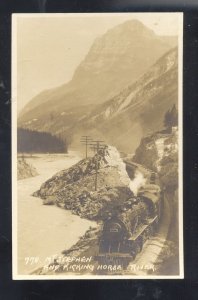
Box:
[90, 140, 105, 191]
[89, 144, 97, 154]
[80, 136, 92, 158]
[95, 141, 99, 192]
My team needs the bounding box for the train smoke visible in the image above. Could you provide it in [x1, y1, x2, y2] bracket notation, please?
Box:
[129, 170, 146, 196]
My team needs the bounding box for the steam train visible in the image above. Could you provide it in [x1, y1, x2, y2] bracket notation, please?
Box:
[97, 180, 162, 266]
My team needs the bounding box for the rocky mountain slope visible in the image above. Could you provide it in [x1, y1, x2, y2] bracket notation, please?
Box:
[33, 146, 146, 220]
[68, 47, 178, 152]
[18, 20, 176, 139]
[133, 126, 178, 191]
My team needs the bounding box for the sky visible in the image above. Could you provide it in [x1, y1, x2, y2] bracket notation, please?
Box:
[14, 13, 182, 113]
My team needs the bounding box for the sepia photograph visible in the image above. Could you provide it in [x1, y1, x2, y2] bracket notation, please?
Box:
[12, 12, 183, 279]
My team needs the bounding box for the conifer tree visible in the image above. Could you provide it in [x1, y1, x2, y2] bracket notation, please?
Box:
[164, 104, 178, 129]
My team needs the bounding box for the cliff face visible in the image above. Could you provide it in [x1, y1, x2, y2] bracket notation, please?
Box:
[33, 146, 146, 220]
[135, 128, 179, 275]
[133, 127, 178, 191]
[133, 127, 179, 273]
[17, 158, 38, 180]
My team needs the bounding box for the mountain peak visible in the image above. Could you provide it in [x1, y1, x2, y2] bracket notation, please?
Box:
[118, 19, 150, 29]
[19, 19, 176, 134]
[106, 19, 155, 37]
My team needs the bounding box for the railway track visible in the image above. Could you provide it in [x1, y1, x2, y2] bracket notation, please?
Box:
[39, 192, 172, 276]
[125, 192, 172, 275]
[122, 160, 172, 275]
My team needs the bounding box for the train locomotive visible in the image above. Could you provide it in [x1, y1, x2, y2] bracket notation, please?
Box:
[97, 183, 162, 265]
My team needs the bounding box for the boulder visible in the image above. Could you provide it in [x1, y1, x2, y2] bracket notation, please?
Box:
[34, 146, 134, 220]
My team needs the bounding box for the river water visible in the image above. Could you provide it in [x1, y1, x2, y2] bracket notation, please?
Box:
[17, 152, 95, 275]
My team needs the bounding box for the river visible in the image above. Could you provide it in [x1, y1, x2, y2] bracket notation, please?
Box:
[17, 152, 95, 275]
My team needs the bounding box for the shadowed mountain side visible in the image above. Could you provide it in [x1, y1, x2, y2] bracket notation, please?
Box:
[18, 19, 177, 125]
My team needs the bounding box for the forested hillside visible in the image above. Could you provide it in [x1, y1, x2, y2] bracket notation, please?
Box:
[17, 128, 67, 153]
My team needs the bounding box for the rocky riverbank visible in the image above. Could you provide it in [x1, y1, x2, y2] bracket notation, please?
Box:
[17, 157, 38, 180]
[33, 146, 142, 220]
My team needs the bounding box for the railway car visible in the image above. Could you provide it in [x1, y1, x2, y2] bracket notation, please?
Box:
[97, 184, 162, 266]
